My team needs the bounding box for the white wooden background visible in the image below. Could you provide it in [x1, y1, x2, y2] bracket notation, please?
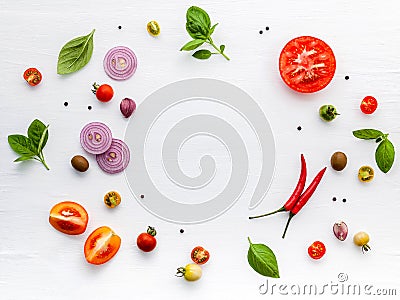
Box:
[1, 0, 400, 299]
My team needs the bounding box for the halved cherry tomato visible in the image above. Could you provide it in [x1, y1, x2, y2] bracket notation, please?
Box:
[191, 246, 210, 265]
[308, 241, 326, 260]
[84, 226, 121, 265]
[279, 36, 336, 93]
[23, 68, 42, 86]
[49, 201, 88, 235]
[360, 96, 378, 114]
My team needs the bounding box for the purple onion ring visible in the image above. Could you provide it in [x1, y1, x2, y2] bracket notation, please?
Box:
[80, 122, 113, 155]
[96, 138, 130, 174]
[103, 46, 137, 81]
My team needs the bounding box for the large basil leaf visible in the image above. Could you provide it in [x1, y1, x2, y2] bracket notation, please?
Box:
[28, 119, 48, 149]
[353, 129, 384, 140]
[375, 139, 395, 173]
[57, 29, 95, 74]
[186, 6, 211, 39]
[192, 49, 212, 60]
[8, 135, 38, 156]
[180, 39, 205, 51]
[247, 237, 280, 278]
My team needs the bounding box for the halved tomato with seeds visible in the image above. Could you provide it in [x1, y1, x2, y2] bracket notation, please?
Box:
[191, 246, 210, 265]
[84, 226, 121, 265]
[279, 36, 336, 93]
[49, 201, 88, 235]
[23, 67, 42, 86]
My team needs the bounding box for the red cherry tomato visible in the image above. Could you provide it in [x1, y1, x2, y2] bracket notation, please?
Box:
[360, 96, 378, 114]
[191, 246, 210, 265]
[279, 36, 336, 93]
[84, 226, 121, 265]
[23, 68, 42, 86]
[49, 201, 88, 235]
[92, 83, 114, 102]
[308, 241, 326, 260]
[137, 226, 157, 252]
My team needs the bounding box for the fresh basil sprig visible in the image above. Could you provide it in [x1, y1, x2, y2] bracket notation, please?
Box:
[181, 6, 230, 61]
[353, 129, 395, 173]
[8, 119, 50, 170]
[247, 237, 280, 278]
[57, 29, 95, 74]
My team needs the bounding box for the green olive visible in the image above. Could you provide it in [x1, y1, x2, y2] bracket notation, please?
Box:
[330, 151, 347, 171]
[319, 105, 339, 122]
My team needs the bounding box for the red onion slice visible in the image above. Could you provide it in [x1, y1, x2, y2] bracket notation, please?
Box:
[96, 139, 130, 174]
[80, 122, 113, 155]
[103, 46, 137, 81]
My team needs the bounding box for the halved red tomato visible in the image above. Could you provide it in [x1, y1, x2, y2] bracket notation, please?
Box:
[23, 67, 42, 86]
[308, 241, 326, 260]
[360, 96, 378, 114]
[191, 246, 210, 265]
[279, 36, 336, 93]
[84, 226, 121, 265]
[49, 201, 88, 235]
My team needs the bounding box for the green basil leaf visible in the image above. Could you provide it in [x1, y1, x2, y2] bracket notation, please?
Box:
[28, 119, 48, 149]
[192, 49, 212, 60]
[186, 22, 209, 40]
[57, 29, 95, 75]
[37, 125, 49, 154]
[247, 237, 280, 278]
[375, 139, 395, 173]
[220, 44, 225, 53]
[353, 129, 384, 140]
[186, 6, 211, 39]
[14, 156, 35, 162]
[209, 23, 218, 36]
[180, 39, 205, 51]
[8, 135, 38, 156]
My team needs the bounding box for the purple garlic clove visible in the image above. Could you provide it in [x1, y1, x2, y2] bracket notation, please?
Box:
[120, 98, 136, 118]
[333, 221, 348, 241]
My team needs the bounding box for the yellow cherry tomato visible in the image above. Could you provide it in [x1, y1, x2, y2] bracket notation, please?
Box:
[176, 263, 202, 281]
[358, 166, 374, 182]
[104, 191, 121, 208]
[147, 21, 160, 36]
[353, 231, 371, 253]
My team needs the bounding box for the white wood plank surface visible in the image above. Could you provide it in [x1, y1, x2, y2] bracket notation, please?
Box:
[1, 0, 399, 299]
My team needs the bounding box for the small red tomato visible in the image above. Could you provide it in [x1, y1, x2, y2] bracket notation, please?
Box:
[308, 241, 326, 260]
[137, 226, 157, 252]
[279, 36, 336, 93]
[360, 96, 378, 114]
[191, 246, 210, 265]
[92, 82, 114, 102]
[84, 226, 121, 265]
[49, 201, 88, 235]
[23, 68, 42, 86]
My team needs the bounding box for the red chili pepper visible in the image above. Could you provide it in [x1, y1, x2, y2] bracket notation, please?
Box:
[281, 167, 327, 239]
[249, 154, 307, 219]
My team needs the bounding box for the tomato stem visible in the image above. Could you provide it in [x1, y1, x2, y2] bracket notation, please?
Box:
[147, 226, 157, 236]
[175, 267, 185, 277]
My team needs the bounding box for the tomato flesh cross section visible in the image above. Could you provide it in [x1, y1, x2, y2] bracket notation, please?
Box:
[279, 36, 336, 93]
